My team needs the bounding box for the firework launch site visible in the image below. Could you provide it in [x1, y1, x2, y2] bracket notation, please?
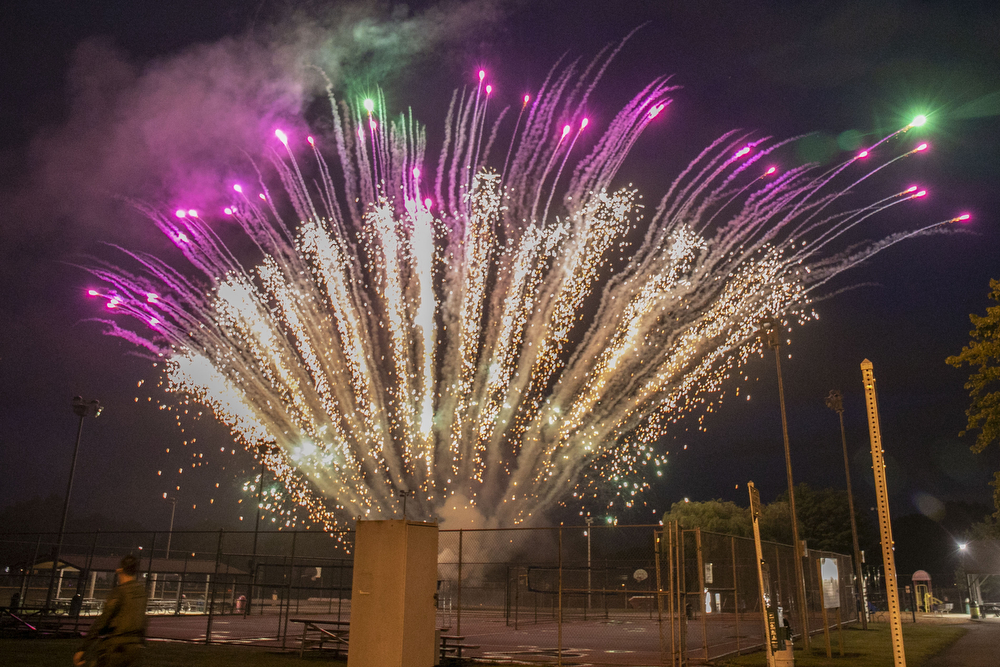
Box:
[3, 2, 1000, 666]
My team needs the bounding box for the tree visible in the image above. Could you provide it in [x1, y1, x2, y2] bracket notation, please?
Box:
[779, 483, 874, 556]
[946, 278, 1000, 514]
[758, 500, 793, 545]
[661, 499, 751, 537]
[663, 485, 874, 557]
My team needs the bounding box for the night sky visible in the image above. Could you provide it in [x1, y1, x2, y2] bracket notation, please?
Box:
[1, 0, 998, 535]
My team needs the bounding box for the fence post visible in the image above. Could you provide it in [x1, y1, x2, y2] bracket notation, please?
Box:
[282, 551, 292, 649]
[505, 565, 510, 626]
[146, 531, 156, 600]
[679, 528, 687, 663]
[655, 528, 666, 665]
[817, 557, 831, 657]
[731, 534, 739, 656]
[668, 523, 676, 666]
[514, 566, 521, 630]
[337, 555, 345, 623]
[604, 557, 608, 620]
[696, 528, 708, 662]
[557, 525, 563, 667]
[205, 529, 223, 645]
[277, 553, 286, 644]
[772, 542, 782, 627]
[457, 529, 463, 637]
[74, 530, 100, 632]
[281, 530, 296, 646]
[21, 535, 41, 607]
[175, 553, 188, 615]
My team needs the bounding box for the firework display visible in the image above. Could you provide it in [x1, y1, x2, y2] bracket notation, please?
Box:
[86, 58, 965, 530]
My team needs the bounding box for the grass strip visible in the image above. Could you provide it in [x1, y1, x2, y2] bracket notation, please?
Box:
[715, 622, 967, 667]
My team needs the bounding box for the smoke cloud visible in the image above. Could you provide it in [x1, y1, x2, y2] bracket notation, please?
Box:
[8, 0, 511, 252]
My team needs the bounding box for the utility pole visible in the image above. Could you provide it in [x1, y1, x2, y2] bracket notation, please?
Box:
[46, 396, 102, 611]
[861, 360, 905, 666]
[825, 390, 868, 629]
[760, 318, 809, 650]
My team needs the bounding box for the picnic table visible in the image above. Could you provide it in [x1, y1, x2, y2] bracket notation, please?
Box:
[979, 602, 1000, 617]
[288, 618, 350, 657]
[439, 634, 479, 664]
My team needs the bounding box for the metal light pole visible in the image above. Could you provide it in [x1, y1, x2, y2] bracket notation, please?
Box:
[248, 451, 265, 617]
[760, 319, 809, 650]
[45, 396, 102, 611]
[585, 517, 593, 610]
[959, 543, 970, 614]
[825, 390, 868, 629]
[165, 496, 177, 559]
[399, 490, 413, 519]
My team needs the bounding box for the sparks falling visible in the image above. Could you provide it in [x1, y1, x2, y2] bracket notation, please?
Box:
[87, 60, 956, 529]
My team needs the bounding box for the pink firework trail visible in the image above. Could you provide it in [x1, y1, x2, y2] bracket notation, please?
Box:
[86, 56, 963, 530]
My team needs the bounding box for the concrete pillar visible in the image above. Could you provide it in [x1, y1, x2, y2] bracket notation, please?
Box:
[347, 520, 439, 667]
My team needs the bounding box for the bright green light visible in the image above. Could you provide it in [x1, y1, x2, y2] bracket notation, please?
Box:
[911, 114, 927, 127]
[363, 98, 375, 113]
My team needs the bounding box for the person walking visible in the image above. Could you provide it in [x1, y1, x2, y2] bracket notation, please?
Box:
[74, 554, 147, 667]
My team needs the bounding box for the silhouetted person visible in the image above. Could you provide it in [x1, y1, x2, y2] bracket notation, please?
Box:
[74, 554, 147, 667]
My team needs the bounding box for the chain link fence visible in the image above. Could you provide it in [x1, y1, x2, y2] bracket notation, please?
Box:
[1, 524, 857, 664]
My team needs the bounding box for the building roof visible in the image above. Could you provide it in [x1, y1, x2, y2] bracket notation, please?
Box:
[32, 554, 247, 576]
[961, 540, 1000, 575]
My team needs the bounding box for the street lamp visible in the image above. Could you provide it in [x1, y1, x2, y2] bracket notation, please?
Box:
[399, 490, 413, 519]
[825, 390, 868, 630]
[759, 318, 809, 650]
[45, 396, 102, 611]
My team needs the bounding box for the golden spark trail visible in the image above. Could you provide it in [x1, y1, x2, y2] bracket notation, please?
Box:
[87, 58, 962, 530]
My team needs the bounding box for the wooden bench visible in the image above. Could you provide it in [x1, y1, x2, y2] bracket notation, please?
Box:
[439, 634, 479, 664]
[288, 618, 350, 657]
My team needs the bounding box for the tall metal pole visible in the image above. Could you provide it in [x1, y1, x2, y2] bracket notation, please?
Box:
[825, 390, 868, 629]
[861, 359, 906, 666]
[249, 452, 264, 617]
[749, 482, 776, 667]
[165, 496, 177, 559]
[46, 396, 101, 610]
[760, 320, 809, 649]
[399, 490, 412, 519]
